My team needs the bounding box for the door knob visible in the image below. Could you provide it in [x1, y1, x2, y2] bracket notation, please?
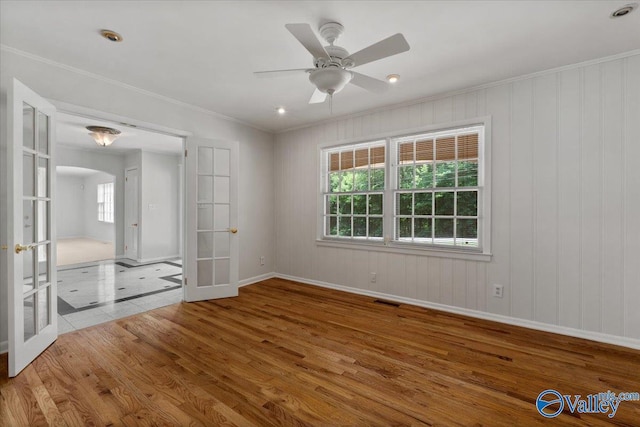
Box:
[15, 244, 35, 254]
[229, 228, 238, 234]
[132, 223, 138, 227]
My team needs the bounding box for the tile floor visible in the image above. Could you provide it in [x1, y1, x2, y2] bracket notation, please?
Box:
[56, 258, 183, 333]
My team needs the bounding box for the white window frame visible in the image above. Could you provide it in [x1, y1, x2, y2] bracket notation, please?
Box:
[320, 140, 386, 241]
[317, 117, 492, 262]
[97, 182, 114, 224]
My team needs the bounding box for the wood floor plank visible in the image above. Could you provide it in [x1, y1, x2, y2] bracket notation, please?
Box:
[2, 278, 640, 426]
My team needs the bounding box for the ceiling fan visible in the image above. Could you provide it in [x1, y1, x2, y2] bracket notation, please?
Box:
[255, 22, 410, 104]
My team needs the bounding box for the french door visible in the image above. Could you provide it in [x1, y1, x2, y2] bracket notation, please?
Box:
[184, 137, 239, 301]
[7, 79, 57, 377]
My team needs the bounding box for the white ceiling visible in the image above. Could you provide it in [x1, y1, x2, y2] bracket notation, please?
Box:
[1, 1, 639, 133]
[57, 111, 183, 154]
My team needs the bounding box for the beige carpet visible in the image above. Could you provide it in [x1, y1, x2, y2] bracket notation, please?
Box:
[57, 237, 115, 266]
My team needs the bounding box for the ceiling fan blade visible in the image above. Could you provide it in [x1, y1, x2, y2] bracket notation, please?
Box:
[346, 33, 410, 68]
[350, 72, 389, 93]
[309, 88, 327, 104]
[254, 68, 312, 78]
[285, 23, 330, 59]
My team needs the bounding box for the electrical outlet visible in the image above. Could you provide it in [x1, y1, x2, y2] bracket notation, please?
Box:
[492, 284, 504, 298]
[260, 256, 265, 266]
[370, 272, 377, 283]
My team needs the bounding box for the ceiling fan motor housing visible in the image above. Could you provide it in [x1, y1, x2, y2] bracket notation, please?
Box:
[309, 67, 353, 95]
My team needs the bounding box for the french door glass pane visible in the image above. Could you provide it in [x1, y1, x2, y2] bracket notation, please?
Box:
[198, 147, 213, 174]
[214, 148, 230, 176]
[23, 103, 35, 149]
[38, 158, 49, 197]
[23, 154, 34, 197]
[37, 201, 48, 242]
[22, 250, 35, 292]
[214, 232, 230, 257]
[38, 111, 49, 154]
[213, 204, 229, 229]
[197, 176, 213, 202]
[214, 177, 229, 203]
[215, 259, 230, 286]
[197, 232, 213, 258]
[24, 294, 36, 341]
[23, 200, 35, 244]
[197, 260, 213, 287]
[38, 287, 50, 332]
[197, 204, 213, 230]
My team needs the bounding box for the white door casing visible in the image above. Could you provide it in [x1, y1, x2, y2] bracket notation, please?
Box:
[124, 167, 139, 261]
[184, 137, 239, 302]
[7, 79, 57, 377]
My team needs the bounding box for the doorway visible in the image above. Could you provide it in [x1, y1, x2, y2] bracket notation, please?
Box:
[54, 111, 184, 333]
[56, 166, 116, 266]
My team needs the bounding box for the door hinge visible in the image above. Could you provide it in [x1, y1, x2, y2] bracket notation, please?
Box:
[184, 149, 188, 157]
[184, 277, 187, 286]
[125, 177, 128, 182]
[125, 245, 128, 250]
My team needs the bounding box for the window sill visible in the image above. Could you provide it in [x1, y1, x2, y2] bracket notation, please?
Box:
[315, 238, 492, 262]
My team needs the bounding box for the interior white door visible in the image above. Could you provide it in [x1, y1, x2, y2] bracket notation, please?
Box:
[124, 167, 139, 260]
[184, 137, 239, 302]
[7, 78, 57, 377]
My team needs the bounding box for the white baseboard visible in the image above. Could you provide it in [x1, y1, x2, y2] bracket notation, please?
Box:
[0, 340, 7, 355]
[240, 272, 275, 287]
[136, 254, 181, 264]
[274, 273, 640, 351]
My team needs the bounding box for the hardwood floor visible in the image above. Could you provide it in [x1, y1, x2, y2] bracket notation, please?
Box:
[1, 278, 639, 426]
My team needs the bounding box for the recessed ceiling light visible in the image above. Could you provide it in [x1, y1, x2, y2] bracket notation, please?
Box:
[277, 107, 286, 115]
[100, 29, 123, 42]
[386, 74, 400, 83]
[611, 3, 637, 18]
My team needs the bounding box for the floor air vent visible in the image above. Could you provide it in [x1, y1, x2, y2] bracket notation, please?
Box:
[373, 299, 400, 307]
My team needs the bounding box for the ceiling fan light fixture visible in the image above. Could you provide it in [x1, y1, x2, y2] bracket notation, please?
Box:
[86, 125, 121, 147]
[386, 74, 400, 83]
[309, 68, 353, 95]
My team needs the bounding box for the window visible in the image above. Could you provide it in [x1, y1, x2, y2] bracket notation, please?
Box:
[97, 182, 114, 223]
[394, 126, 482, 248]
[320, 122, 488, 255]
[322, 141, 386, 240]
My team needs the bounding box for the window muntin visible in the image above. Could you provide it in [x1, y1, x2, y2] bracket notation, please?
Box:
[323, 142, 385, 240]
[97, 182, 114, 223]
[393, 127, 481, 248]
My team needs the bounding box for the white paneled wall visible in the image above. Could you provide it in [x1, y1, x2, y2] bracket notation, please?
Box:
[275, 53, 640, 342]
